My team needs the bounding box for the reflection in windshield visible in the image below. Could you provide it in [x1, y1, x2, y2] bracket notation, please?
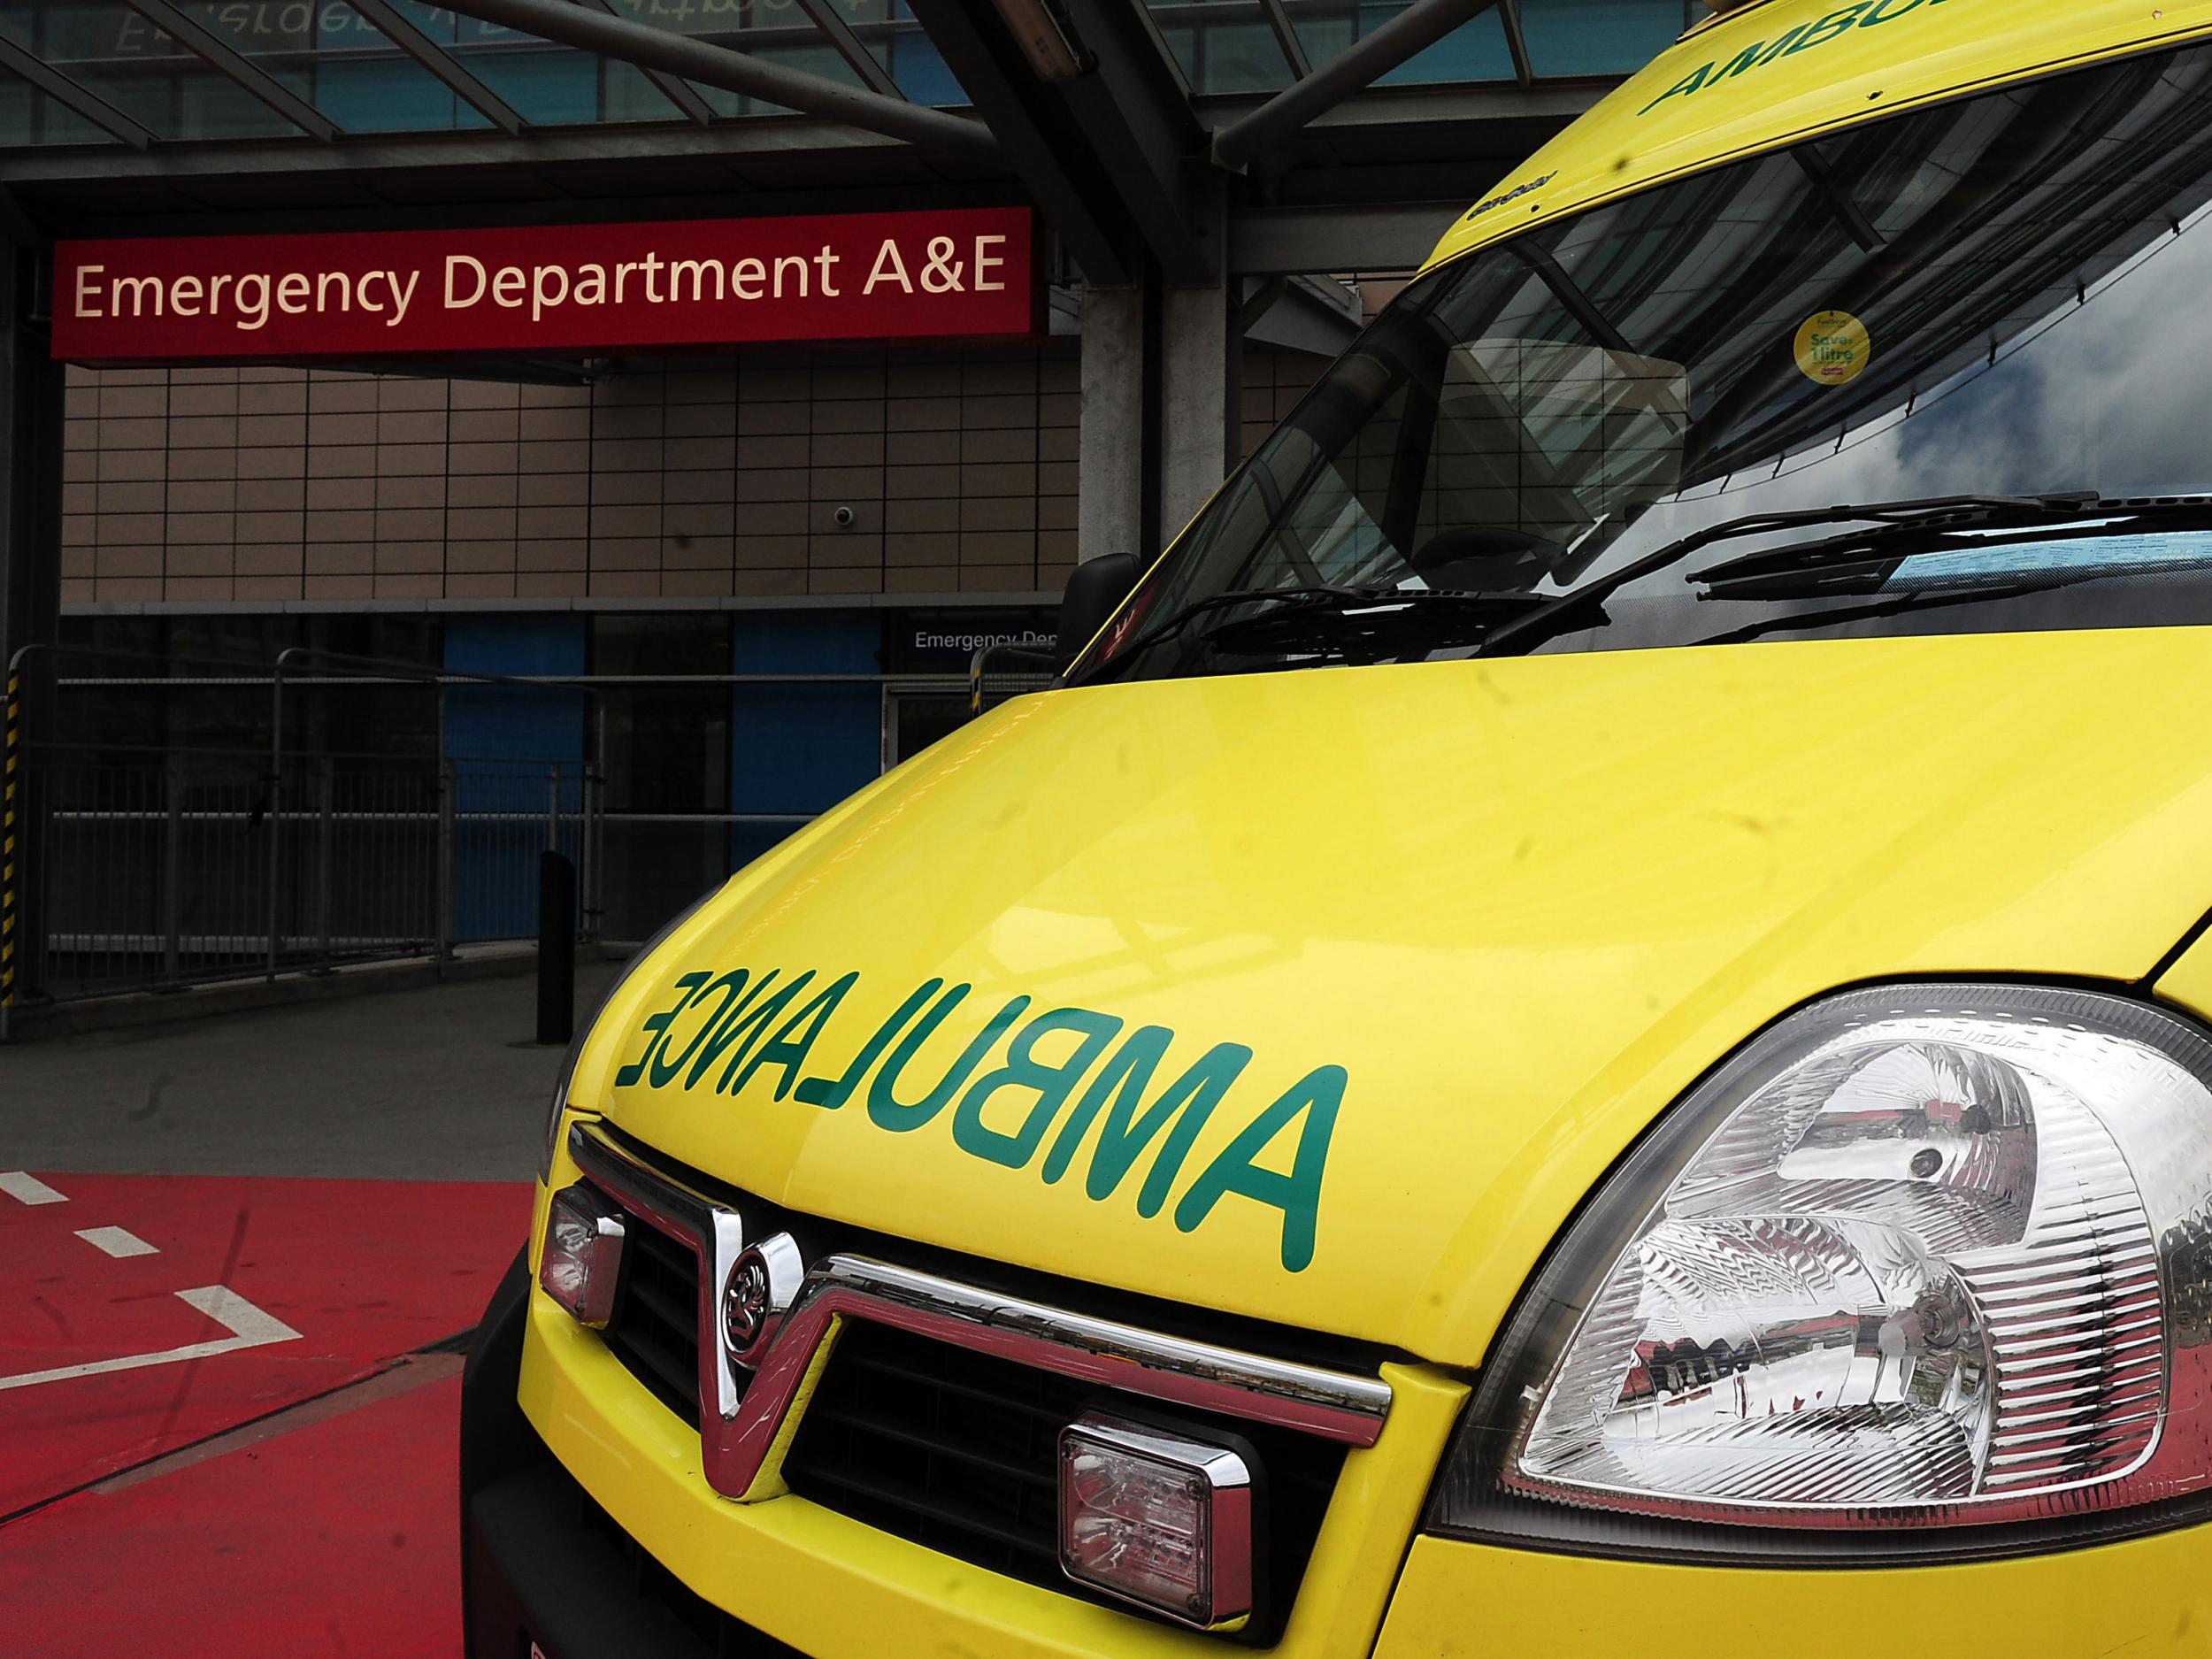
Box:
[1085, 42, 2212, 682]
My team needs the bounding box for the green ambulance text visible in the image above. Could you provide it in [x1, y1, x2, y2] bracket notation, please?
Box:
[1641, 0, 1957, 117]
[611, 965, 1343, 1274]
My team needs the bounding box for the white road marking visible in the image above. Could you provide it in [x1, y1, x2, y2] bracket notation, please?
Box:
[0, 1285, 302, 1392]
[0, 1171, 66, 1206]
[74, 1225, 157, 1259]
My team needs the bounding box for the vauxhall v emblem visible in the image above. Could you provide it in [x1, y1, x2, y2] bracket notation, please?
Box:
[720, 1233, 804, 1370]
[726, 1256, 771, 1348]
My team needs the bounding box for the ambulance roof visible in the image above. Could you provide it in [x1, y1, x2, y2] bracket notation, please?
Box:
[1422, 0, 2212, 273]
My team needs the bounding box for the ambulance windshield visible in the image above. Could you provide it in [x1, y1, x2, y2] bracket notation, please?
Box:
[1080, 41, 2212, 681]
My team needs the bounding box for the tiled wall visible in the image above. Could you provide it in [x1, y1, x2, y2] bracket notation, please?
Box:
[58, 345, 1082, 604]
[61, 342, 1331, 606]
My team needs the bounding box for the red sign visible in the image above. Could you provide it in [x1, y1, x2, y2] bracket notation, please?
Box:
[52, 208, 1042, 364]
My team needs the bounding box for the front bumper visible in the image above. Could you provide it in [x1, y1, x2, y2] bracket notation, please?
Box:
[504, 1281, 1463, 1658]
[1374, 1528, 2212, 1655]
[468, 1249, 2212, 1659]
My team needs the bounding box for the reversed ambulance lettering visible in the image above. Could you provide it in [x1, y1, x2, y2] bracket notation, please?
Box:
[611, 966, 1341, 1274]
[1641, 0, 1957, 116]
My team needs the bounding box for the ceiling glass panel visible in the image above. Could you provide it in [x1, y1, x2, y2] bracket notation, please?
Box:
[1518, 0, 1690, 76]
[887, 1, 964, 104]
[1153, 0, 1526, 93]
[1288, 2, 1513, 86]
[188, 0, 498, 134]
[1158, 0, 1688, 89]
[602, 0, 970, 112]
[0, 69, 119, 144]
[385, 0, 684, 125]
[0, 0, 305, 138]
[282, 1, 496, 134]
[1147, 2, 1297, 94]
[0, 0, 568, 139]
[0, 0, 972, 150]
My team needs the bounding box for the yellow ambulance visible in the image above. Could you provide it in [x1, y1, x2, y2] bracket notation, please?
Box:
[462, 1, 2212, 1651]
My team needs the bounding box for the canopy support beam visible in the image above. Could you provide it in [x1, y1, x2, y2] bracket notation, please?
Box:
[572, 0, 716, 126]
[0, 41, 154, 150]
[1256, 0, 1311, 77]
[905, 0, 1133, 283]
[1499, 0, 1533, 86]
[119, 0, 341, 141]
[433, 0, 999, 161]
[1213, 0, 1499, 170]
[789, 0, 904, 100]
[347, 0, 528, 137]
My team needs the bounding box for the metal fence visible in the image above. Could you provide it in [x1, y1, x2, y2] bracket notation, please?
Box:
[4, 742, 599, 1018]
[0, 641, 616, 1034]
[0, 637, 1005, 1035]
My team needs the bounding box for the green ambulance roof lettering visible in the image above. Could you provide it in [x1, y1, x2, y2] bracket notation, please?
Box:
[611, 965, 1344, 1274]
[1462, 171, 1557, 222]
[1640, 0, 1959, 118]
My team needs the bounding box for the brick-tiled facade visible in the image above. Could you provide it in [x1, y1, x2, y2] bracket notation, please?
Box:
[60, 342, 1329, 607]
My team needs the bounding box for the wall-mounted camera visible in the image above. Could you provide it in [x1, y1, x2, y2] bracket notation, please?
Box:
[833, 505, 856, 528]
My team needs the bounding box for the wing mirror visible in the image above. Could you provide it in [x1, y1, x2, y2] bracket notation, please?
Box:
[1056, 553, 1141, 666]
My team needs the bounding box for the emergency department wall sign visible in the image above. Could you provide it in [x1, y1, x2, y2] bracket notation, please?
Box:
[52, 209, 1043, 364]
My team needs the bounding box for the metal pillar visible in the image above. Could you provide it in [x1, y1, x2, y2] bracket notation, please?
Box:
[1079, 261, 1237, 570]
[1161, 280, 1237, 542]
[0, 235, 61, 1039]
[1079, 287, 1147, 566]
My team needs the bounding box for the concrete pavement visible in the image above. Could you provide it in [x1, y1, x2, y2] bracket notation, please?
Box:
[0, 962, 619, 1181]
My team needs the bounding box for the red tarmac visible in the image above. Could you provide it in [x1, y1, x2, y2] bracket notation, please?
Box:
[0, 1171, 529, 1657]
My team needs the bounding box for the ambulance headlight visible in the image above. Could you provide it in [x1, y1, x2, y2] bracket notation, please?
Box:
[541, 885, 721, 1181]
[1430, 984, 2212, 1548]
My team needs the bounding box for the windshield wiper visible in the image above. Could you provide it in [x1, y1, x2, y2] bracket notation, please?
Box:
[1202, 588, 1548, 653]
[1687, 497, 2212, 597]
[1473, 493, 2104, 658]
[1083, 584, 1542, 680]
[1684, 559, 2178, 648]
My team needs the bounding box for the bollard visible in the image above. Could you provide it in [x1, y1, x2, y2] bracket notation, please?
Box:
[161, 754, 184, 988]
[537, 849, 577, 1046]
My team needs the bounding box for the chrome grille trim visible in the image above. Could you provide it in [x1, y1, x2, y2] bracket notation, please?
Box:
[565, 1118, 1393, 1502]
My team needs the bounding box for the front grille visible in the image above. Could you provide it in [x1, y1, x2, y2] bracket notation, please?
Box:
[780, 1319, 1346, 1643]
[573, 1124, 1377, 1641]
[604, 1212, 705, 1425]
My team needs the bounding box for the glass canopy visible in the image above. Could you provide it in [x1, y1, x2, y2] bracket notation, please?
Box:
[1147, 0, 1697, 96]
[385, 0, 681, 126]
[0, 64, 116, 144]
[0, 0, 1666, 148]
[0, 0, 307, 139]
[0, 0, 971, 142]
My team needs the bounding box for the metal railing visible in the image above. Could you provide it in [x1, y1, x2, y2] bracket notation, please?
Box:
[0, 640, 615, 1033]
[969, 641, 1062, 714]
[5, 741, 599, 1018]
[0, 636, 1016, 1034]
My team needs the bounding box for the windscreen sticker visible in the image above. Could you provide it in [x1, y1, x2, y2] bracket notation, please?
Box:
[1794, 310, 1871, 384]
[611, 966, 1342, 1273]
[1640, 0, 1959, 118]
